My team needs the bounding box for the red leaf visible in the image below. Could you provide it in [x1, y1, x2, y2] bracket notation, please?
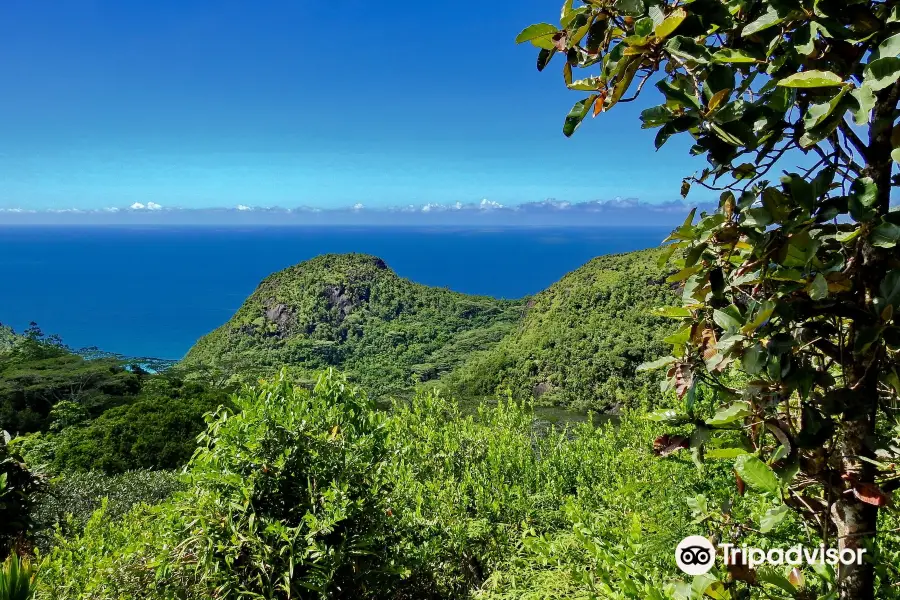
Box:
[726, 549, 757, 584]
[851, 482, 892, 507]
[654, 434, 689, 457]
[675, 363, 693, 399]
[735, 471, 746, 496]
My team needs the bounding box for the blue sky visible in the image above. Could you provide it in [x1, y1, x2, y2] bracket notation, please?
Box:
[0, 0, 706, 211]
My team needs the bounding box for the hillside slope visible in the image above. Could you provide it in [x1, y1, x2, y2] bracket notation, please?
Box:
[442, 248, 676, 410]
[0, 325, 17, 353]
[183, 254, 524, 395]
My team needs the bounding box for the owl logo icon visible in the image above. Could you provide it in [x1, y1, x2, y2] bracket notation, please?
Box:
[676, 536, 716, 575]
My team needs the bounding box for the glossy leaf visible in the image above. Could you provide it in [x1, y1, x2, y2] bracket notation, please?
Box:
[516, 23, 559, 49]
[864, 57, 900, 91]
[734, 454, 782, 495]
[776, 70, 845, 88]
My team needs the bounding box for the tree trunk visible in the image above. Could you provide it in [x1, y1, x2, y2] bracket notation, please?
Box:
[831, 77, 900, 600]
[831, 414, 878, 600]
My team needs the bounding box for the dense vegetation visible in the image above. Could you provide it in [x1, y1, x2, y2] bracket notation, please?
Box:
[519, 0, 900, 597]
[183, 253, 525, 396]
[184, 250, 675, 412]
[446, 248, 676, 409]
[0, 328, 140, 435]
[8, 0, 900, 580]
[29, 370, 714, 599]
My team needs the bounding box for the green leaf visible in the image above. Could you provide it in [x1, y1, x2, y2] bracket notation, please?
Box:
[645, 409, 690, 424]
[567, 77, 603, 91]
[641, 105, 672, 128]
[777, 70, 845, 88]
[757, 570, 797, 595]
[665, 36, 711, 64]
[707, 401, 751, 427]
[760, 503, 790, 533]
[713, 306, 743, 331]
[537, 47, 556, 72]
[734, 454, 782, 495]
[634, 16, 654, 37]
[873, 33, 900, 62]
[878, 269, 900, 313]
[850, 85, 876, 126]
[637, 356, 678, 372]
[560, 0, 574, 24]
[614, 0, 645, 17]
[712, 48, 763, 64]
[893, 148, 900, 163]
[849, 176, 878, 222]
[667, 265, 702, 283]
[652, 306, 692, 318]
[742, 6, 782, 37]
[864, 57, 900, 92]
[742, 302, 775, 335]
[516, 23, 559, 49]
[562, 95, 598, 137]
[705, 447, 748, 459]
[742, 343, 766, 375]
[743, 207, 773, 227]
[808, 273, 828, 300]
[854, 326, 882, 355]
[654, 8, 686, 40]
[803, 87, 850, 130]
[872, 220, 900, 248]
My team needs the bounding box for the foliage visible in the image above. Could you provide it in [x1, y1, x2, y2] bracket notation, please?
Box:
[444, 248, 676, 410]
[32, 369, 716, 599]
[0, 326, 17, 355]
[30, 470, 184, 552]
[163, 369, 400, 599]
[0, 331, 140, 435]
[520, 0, 900, 597]
[182, 253, 523, 396]
[0, 433, 44, 561]
[0, 554, 36, 600]
[383, 388, 712, 597]
[34, 500, 190, 600]
[37, 380, 230, 474]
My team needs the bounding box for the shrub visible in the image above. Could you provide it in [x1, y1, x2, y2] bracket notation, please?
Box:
[30, 470, 184, 552]
[164, 368, 399, 599]
[0, 554, 37, 600]
[0, 433, 45, 560]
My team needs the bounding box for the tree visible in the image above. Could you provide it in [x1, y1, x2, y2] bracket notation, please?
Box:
[0, 430, 44, 560]
[519, 1, 900, 598]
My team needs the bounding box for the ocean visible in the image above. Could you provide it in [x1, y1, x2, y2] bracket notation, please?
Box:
[0, 226, 670, 360]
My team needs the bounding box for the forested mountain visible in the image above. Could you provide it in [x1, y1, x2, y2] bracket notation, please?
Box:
[184, 248, 675, 410]
[183, 253, 525, 395]
[444, 248, 676, 410]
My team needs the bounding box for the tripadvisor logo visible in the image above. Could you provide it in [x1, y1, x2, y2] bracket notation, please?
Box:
[675, 536, 866, 576]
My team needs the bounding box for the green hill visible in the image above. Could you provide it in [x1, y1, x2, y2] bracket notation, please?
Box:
[182, 253, 524, 395]
[184, 248, 675, 410]
[442, 248, 676, 410]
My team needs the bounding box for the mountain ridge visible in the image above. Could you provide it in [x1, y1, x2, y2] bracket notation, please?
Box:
[183, 253, 524, 394]
[184, 247, 674, 409]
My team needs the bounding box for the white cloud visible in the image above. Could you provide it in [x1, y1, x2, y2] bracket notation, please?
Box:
[104, 207, 120, 213]
[236, 204, 252, 211]
[130, 202, 145, 210]
[352, 203, 364, 211]
[479, 199, 503, 210]
[146, 202, 163, 210]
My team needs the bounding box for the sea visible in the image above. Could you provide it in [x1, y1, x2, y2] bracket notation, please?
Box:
[0, 226, 670, 360]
